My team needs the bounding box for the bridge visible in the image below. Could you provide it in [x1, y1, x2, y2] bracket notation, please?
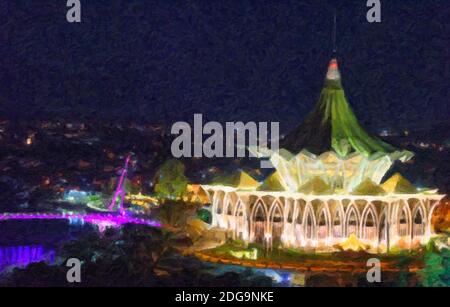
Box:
[0, 155, 161, 230]
[0, 212, 160, 227]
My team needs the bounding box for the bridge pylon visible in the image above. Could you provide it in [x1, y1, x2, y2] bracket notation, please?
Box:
[107, 155, 131, 214]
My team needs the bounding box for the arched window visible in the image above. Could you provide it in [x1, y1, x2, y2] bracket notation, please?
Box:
[378, 212, 387, 243]
[363, 210, 376, 241]
[304, 209, 315, 240]
[215, 192, 225, 214]
[235, 202, 247, 240]
[270, 202, 284, 246]
[296, 208, 303, 224]
[287, 203, 294, 223]
[317, 209, 328, 240]
[252, 202, 266, 244]
[413, 206, 425, 237]
[346, 207, 359, 236]
[227, 202, 233, 215]
[295, 206, 302, 243]
[398, 207, 408, 237]
[333, 209, 344, 238]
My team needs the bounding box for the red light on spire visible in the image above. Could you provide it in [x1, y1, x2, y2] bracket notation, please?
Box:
[329, 59, 338, 69]
[326, 58, 341, 82]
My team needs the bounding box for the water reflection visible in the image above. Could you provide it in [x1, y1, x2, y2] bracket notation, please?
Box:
[0, 245, 56, 272]
[0, 219, 97, 274]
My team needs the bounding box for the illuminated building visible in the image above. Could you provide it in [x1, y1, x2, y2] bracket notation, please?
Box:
[194, 58, 445, 252]
[126, 192, 159, 209]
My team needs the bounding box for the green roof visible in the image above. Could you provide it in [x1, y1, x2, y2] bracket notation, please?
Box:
[281, 58, 407, 158]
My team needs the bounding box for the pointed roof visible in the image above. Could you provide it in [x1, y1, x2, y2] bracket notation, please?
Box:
[352, 178, 386, 196]
[281, 58, 402, 158]
[381, 173, 417, 194]
[257, 171, 285, 191]
[211, 170, 260, 190]
[298, 176, 333, 195]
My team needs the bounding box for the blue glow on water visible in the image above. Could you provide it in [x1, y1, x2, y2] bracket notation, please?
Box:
[0, 245, 56, 272]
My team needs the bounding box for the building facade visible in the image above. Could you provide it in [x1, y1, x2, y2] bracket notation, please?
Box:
[196, 186, 443, 251]
[193, 58, 446, 252]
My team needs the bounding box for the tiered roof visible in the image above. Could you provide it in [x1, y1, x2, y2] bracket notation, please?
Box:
[281, 59, 410, 159]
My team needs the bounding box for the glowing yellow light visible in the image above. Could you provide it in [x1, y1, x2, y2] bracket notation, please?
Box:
[229, 248, 258, 260]
[339, 234, 369, 251]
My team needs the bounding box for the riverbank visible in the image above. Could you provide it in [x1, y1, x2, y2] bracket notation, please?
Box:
[194, 242, 425, 273]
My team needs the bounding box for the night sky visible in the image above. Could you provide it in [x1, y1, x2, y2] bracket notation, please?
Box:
[0, 0, 448, 134]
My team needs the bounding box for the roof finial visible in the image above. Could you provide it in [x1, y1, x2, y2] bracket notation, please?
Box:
[332, 12, 337, 57]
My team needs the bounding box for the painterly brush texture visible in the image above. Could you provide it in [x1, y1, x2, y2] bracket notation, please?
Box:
[0, 0, 448, 135]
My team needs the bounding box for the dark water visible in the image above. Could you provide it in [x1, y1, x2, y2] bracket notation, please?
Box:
[0, 219, 98, 273]
[0, 220, 415, 286]
[0, 219, 300, 286]
[0, 245, 55, 272]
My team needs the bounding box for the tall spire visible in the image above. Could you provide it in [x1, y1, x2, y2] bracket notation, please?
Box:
[280, 46, 406, 157]
[332, 13, 337, 57]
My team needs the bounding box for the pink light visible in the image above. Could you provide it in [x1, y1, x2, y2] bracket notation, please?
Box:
[108, 155, 131, 212]
[0, 212, 161, 228]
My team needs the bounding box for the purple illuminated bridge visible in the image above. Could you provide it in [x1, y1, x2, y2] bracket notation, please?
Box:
[0, 212, 160, 228]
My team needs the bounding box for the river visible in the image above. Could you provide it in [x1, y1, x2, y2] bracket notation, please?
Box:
[0, 218, 307, 286]
[0, 219, 417, 286]
[0, 219, 98, 274]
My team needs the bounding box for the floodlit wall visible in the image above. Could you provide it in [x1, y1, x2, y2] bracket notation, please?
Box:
[200, 186, 443, 252]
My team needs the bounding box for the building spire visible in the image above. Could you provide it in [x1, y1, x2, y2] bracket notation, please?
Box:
[332, 12, 337, 57]
[326, 13, 341, 88]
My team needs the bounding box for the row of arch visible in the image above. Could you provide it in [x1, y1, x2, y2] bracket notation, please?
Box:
[206, 189, 439, 249]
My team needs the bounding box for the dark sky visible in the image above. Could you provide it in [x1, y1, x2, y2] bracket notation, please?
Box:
[0, 0, 448, 133]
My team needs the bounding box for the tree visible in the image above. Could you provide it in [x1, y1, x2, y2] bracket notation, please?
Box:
[418, 239, 450, 287]
[418, 251, 446, 287]
[152, 200, 196, 272]
[157, 200, 192, 230]
[154, 159, 188, 200]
